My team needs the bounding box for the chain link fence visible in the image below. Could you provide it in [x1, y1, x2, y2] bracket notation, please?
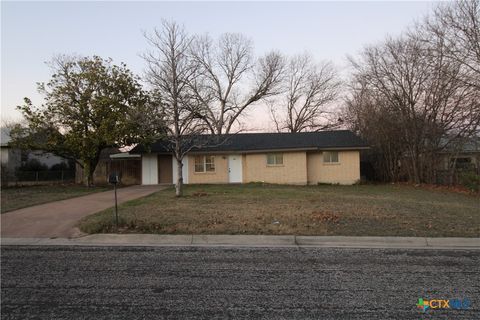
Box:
[2, 170, 75, 186]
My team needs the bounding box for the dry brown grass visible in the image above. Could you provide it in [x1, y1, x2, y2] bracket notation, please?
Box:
[79, 183, 480, 237]
[1, 185, 109, 213]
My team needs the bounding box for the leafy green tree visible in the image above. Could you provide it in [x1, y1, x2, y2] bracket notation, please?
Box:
[11, 55, 163, 186]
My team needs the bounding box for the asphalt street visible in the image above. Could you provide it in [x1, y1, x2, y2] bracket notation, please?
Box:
[1, 246, 479, 319]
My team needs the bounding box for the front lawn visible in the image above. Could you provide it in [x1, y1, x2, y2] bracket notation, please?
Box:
[79, 184, 480, 237]
[1, 185, 109, 213]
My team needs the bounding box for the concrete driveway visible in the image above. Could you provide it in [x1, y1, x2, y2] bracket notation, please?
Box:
[1, 185, 164, 238]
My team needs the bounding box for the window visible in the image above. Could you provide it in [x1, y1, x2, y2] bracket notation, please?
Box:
[323, 151, 339, 163]
[194, 156, 204, 172]
[450, 157, 473, 170]
[205, 156, 215, 172]
[266, 153, 283, 166]
[194, 155, 215, 173]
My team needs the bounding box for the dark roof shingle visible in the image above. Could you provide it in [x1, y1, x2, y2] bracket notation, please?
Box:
[131, 130, 368, 154]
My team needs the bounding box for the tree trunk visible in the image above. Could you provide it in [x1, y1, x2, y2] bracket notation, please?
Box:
[175, 158, 183, 197]
[82, 160, 93, 187]
[409, 144, 421, 184]
[411, 160, 420, 184]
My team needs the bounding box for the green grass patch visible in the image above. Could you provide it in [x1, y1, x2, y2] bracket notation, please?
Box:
[78, 184, 480, 237]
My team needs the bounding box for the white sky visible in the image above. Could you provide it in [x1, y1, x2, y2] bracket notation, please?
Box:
[1, 1, 437, 130]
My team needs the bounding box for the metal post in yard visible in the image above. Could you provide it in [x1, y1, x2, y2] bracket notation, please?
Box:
[114, 182, 119, 231]
[108, 172, 120, 232]
[61, 170, 64, 183]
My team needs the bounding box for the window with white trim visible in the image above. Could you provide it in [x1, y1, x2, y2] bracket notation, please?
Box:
[266, 153, 283, 166]
[194, 155, 215, 173]
[323, 151, 339, 163]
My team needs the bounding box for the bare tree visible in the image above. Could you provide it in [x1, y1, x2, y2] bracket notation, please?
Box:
[414, 0, 480, 182]
[143, 21, 207, 197]
[347, 19, 480, 184]
[189, 33, 285, 134]
[343, 79, 406, 182]
[270, 54, 341, 132]
[354, 35, 437, 183]
[422, 34, 480, 181]
[422, 0, 480, 89]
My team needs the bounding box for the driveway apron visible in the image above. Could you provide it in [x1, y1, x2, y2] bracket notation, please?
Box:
[1, 185, 164, 238]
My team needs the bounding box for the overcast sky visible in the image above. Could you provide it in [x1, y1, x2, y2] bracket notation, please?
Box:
[1, 1, 436, 130]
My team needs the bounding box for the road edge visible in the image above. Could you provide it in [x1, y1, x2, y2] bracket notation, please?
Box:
[2, 234, 480, 249]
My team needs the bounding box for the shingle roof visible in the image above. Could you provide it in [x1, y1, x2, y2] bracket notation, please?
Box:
[131, 130, 368, 154]
[99, 147, 121, 160]
[439, 136, 480, 153]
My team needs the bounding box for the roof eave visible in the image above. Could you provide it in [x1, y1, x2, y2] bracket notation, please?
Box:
[317, 146, 370, 151]
[137, 145, 370, 154]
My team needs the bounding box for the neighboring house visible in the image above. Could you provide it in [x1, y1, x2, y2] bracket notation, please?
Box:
[1, 128, 69, 183]
[1, 129, 21, 181]
[436, 137, 480, 172]
[130, 130, 369, 186]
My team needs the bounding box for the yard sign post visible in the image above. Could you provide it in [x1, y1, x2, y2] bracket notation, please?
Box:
[108, 172, 120, 231]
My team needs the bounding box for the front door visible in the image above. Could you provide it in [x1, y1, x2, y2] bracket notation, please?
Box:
[158, 155, 173, 184]
[228, 155, 242, 183]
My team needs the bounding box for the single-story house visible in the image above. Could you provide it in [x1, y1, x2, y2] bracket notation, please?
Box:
[130, 130, 368, 186]
[433, 137, 480, 184]
[436, 137, 480, 171]
[1, 127, 71, 185]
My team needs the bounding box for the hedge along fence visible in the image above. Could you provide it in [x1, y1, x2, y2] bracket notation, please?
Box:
[14, 170, 75, 182]
[434, 169, 480, 192]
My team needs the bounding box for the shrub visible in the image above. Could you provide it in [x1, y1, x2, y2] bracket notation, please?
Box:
[17, 159, 48, 171]
[50, 162, 71, 171]
[459, 171, 480, 192]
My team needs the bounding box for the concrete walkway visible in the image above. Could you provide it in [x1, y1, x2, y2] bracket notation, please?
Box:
[1, 185, 164, 238]
[2, 234, 479, 249]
